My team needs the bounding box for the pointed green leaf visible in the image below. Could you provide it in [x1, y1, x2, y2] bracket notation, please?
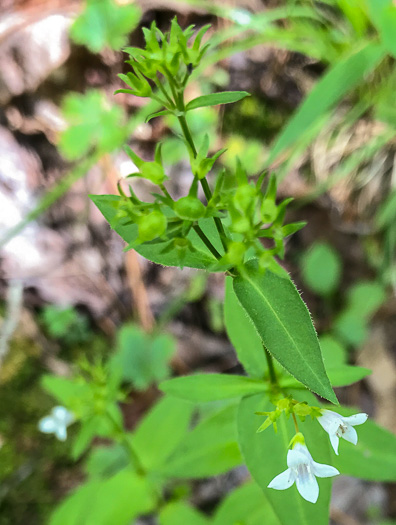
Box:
[186, 91, 250, 111]
[131, 395, 194, 471]
[233, 260, 337, 403]
[160, 404, 243, 478]
[237, 394, 333, 525]
[213, 481, 280, 525]
[224, 277, 267, 379]
[90, 194, 228, 271]
[160, 373, 268, 402]
[281, 366, 371, 389]
[49, 470, 156, 525]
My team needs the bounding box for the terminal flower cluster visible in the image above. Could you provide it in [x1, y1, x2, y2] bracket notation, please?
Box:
[268, 409, 368, 503]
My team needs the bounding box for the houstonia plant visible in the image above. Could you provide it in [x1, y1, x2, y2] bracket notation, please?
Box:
[39, 18, 389, 525]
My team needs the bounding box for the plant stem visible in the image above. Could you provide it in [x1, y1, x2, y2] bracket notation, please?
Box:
[292, 413, 300, 434]
[264, 345, 277, 386]
[177, 114, 229, 253]
[193, 224, 222, 260]
[107, 410, 145, 475]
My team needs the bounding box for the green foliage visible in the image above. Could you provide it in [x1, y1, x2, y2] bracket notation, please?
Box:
[159, 404, 243, 478]
[159, 502, 210, 525]
[49, 469, 156, 525]
[185, 91, 250, 111]
[111, 324, 175, 390]
[267, 43, 386, 170]
[59, 90, 126, 160]
[70, 0, 141, 53]
[212, 482, 279, 525]
[131, 395, 194, 472]
[224, 277, 267, 378]
[160, 373, 268, 402]
[233, 260, 337, 404]
[41, 305, 90, 343]
[301, 242, 342, 296]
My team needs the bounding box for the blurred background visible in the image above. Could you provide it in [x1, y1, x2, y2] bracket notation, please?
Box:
[0, 0, 396, 523]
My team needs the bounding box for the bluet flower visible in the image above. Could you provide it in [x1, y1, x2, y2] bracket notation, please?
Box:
[38, 406, 74, 441]
[268, 442, 339, 503]
[317, 409, 368, 455]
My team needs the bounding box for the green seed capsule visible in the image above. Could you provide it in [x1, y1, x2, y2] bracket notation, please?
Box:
[174, 196, 206, 221]
[138, 210, 167, 242]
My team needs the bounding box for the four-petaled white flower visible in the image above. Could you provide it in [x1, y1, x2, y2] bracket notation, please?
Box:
[268, 443, 339, 503]
[38, 406, 74, 441]
[317, 410, 368, 455]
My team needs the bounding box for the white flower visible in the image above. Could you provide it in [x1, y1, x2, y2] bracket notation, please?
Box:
[268, 443, 339, 503]
[317, 410, 368, 455]
[38, 406, 74, 441]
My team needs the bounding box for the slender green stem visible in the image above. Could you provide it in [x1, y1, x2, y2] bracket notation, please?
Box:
[153, 77, 174, 108]
[160, 183, 172, 201]
[292, 413, 300, 434]
[177, 114, 197, 157]
[177, 114, 229, 253]
[107, 410, 145, 475]
[264, 345, 277, 386]
[193, 224, 222, 260]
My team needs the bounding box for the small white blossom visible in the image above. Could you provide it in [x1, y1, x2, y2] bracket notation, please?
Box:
[38, 406, 74, 441]
[268, 442, 339, 503]
[317, 410, 368, 455]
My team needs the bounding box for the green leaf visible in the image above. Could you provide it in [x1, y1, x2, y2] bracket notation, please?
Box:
[213, 481, 280, 525]
[84, 444, 129, 479]
[281, 366, 371, 388]
[301, 242, 342, 296]
[224, 277, 267, 378]
[41, 375, 90, 407]
[49, 470, 156, 525]
[346, 281, 386, 319]
[160, 373, 268, 402]
[237, 393, 333, 525]
[159, 502, 210, 525]
[160, 404, 243, 478]
[131, 395, 194, 471]
[70, 0, 141, 53]
[319, 335, 347, 368]
[333, 311, 368, 346]
[59, 91, 126, 160]
[110, 324, 175, 390]
[185, 91, 250, 111]
[330, 407, 396, 481]
[267, 42, 386, 165]
[90, 194, 228, 271]
[233, 260, 337, 403]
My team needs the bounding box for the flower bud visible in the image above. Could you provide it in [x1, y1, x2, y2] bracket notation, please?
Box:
[233, 184, 256, 213]
[260, 199, 278, 223]
[230, 216, 250, 234]
[174, 196, 206, 221]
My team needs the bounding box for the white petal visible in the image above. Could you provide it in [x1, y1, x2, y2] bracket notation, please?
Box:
[312, 461, 340, 478]
[55, 425, 67, 441]
[342, 413, 368, 427]
[268, 468, 296, 490]
[341, 424, 358, 445]
[296, 471, 319, 503]
[38, 416, 56, 434]
[287, 448, 309, 468]
[52, 406, 74, 425]
[329, 433, 340, 455]
[318, 411, 342, 435]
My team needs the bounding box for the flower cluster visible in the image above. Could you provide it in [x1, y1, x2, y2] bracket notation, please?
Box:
[267, 409, 368, 503]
